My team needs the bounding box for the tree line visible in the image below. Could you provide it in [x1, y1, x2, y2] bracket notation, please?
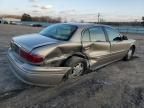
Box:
[1, 14, 144, 26]
[2, 13, 61, 23]
[21, 13, 61, 23]
[93, 16, 144, 26]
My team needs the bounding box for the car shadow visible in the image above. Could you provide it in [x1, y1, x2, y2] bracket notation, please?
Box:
[132, 56, 139, 59]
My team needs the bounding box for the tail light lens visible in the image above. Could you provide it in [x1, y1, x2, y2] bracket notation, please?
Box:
[20, 49, 44, 63]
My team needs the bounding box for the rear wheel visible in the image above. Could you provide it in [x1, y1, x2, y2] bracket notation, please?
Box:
[124, 46, 135, 61]
[64, 56, 87, 79]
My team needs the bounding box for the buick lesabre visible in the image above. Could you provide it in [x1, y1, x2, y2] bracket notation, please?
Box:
[7, 23, 136, 86]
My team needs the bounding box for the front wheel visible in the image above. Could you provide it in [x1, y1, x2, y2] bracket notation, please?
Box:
[64, 56, 87, 79]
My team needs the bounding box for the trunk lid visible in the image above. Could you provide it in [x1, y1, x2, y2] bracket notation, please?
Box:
[12, 33, 60, 52]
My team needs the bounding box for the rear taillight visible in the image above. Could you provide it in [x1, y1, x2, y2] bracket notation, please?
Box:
[20, 49, 44, 63]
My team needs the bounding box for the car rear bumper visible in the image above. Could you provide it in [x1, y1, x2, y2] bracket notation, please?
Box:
[7, 50, 71, 86]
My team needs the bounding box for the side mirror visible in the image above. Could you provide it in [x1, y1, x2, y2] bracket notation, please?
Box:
[122, 35, 128, 40]
[113, 37, 122, 41]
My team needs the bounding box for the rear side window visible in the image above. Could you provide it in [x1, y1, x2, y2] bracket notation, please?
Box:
[82, 26, 106, 42]
[89, 27, 106, 42]
[105, 27, 120, 41]
[82, 29, 90, 42]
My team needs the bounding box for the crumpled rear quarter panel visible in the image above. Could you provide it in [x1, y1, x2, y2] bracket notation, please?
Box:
[32, 42, 82, 66]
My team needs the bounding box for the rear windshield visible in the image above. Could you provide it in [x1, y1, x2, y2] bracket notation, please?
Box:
[40, 24, 77, 41]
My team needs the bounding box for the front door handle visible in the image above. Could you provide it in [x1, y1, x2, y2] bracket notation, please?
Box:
[85, 46, 90, 50]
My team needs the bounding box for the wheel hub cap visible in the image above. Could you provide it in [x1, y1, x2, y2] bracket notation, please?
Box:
[128, 49, 133, 59]
[69, 63, 84, 78]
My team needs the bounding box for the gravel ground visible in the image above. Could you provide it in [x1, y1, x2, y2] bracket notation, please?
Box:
[0, 24, 144, 108]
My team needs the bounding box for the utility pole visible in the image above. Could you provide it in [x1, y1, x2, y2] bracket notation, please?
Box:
[142, 16, 144, 26]
[98, 13, 100, 23]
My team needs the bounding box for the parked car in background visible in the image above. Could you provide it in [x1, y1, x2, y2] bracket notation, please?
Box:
[30, 23, 43, 27]
[7, 23, 136, 86]
[0, 20, 8, 24]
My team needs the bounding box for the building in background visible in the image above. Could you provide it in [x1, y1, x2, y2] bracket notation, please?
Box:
[0, 17, 21, 24]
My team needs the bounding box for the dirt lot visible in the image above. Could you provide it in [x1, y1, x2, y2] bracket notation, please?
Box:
[0, 24, 144, 108]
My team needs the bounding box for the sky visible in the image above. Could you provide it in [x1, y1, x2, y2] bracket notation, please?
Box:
[0, 0, 144, 22]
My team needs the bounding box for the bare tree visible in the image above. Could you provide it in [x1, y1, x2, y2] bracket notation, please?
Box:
[21, 13, 32, 21]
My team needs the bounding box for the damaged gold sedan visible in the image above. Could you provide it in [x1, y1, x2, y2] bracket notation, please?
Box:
[7, 23, 136, 86]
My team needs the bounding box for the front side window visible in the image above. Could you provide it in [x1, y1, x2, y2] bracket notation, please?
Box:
[40, 24, 77, 41]
[105, 27, 121, 41]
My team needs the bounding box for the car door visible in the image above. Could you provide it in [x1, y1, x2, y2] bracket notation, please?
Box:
[104, 27, 130, 61]
[81, 26, 111, 68]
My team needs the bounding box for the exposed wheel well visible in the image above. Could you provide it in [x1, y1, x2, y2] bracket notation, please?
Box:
[131, 45, 136, 54]
[60, 53, 89, 67]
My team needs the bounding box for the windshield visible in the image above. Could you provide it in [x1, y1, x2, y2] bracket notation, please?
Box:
[40, 24, 77, 41]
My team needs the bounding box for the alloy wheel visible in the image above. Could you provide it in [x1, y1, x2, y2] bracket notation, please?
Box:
[68, 62, 84, 78]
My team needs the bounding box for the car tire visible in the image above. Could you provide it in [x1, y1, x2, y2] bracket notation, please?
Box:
[124, 46, 135, 61]
[64, 56, 87, 80]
